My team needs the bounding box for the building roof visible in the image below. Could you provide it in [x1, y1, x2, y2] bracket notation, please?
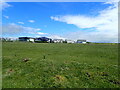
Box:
[35, 37, 51, 41]
[53, 39, 63, 41]
[66, 39, 74, 41]
[19, 37, 34, 39]
[77, 40, 86, 42]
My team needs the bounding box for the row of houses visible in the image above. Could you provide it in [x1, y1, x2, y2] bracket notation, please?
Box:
[18, 37, 87, 44]
[0, 38, 17, 42]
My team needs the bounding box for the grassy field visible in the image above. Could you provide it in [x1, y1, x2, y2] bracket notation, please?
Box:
[2, 42, 119, 88]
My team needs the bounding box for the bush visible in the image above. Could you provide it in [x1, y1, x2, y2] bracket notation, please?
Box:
[35, 41, 48, 43]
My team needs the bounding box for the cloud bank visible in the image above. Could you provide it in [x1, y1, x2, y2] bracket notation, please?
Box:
[0, 2, 11, 10]
[28, 20, 35, 23]
[18, 22, 24, 24]
[2, 23, 47, 36]
[48, 34, 66, 40]
[51, 2, 118, 42]
[3, 15, 9, 19]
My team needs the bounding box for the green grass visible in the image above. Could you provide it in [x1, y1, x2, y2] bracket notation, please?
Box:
[2, 42, 119, 88]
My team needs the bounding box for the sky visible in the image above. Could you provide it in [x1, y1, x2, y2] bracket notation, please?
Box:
[1, 0, 119, 43]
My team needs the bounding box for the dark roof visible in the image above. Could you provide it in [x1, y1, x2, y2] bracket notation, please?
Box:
[35, 37, 51, 41]
[36, 37, 50, 39]
[77, 40, 86, 42]
[19, 37, 34, 39]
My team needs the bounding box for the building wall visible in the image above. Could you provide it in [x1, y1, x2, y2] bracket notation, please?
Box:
[67, 41, 74, 43]
[53, 40, 63, 43]
[29, 38, 34, 42]
[82, 42, 87, 44]
[19, 38, 34, 42]
[77, 41, 87, 44]
[77, 41, 82, 43]
[19, 39, 28, 41]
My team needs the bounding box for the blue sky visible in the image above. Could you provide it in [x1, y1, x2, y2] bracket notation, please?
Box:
[2, 1, 118, 42]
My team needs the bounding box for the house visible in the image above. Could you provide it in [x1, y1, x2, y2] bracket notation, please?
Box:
[19, 37, 34, 42]
[1, 38, 16, 42]
[53, 39, 63, 43]
[77, 39, 87, 44]
[0, 38, 6, 41]
[66, 39, 75, 43]
[35, 37, 52, 43]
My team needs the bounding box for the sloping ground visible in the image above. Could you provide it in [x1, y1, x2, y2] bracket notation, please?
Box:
[2, 42, 119, 88]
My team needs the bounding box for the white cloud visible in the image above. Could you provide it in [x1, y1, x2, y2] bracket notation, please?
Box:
[3, 15, 9, 19]
[37, 32, 47, 35]
[64, 30, 118, 43]
[36, 28, 41, 31]
[2, 23, 46, 36]
[18, 22, 24, 24]
[48, 34, 66, 40]
[2, 0, 117, 2]
[28, 20, 35, 23]
[51, 2, 118, 43]
[104, 0, 119, 4]
[0, 2, 11, 10]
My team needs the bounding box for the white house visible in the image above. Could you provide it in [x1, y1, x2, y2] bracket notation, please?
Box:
[66, 40, 75, 43]
[19, 37, 35, 42]
[77, 40, 87, 44]
[35, 37, 52, 43]
[53, 39, 63, 43]
[29, 38, 34, 42]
